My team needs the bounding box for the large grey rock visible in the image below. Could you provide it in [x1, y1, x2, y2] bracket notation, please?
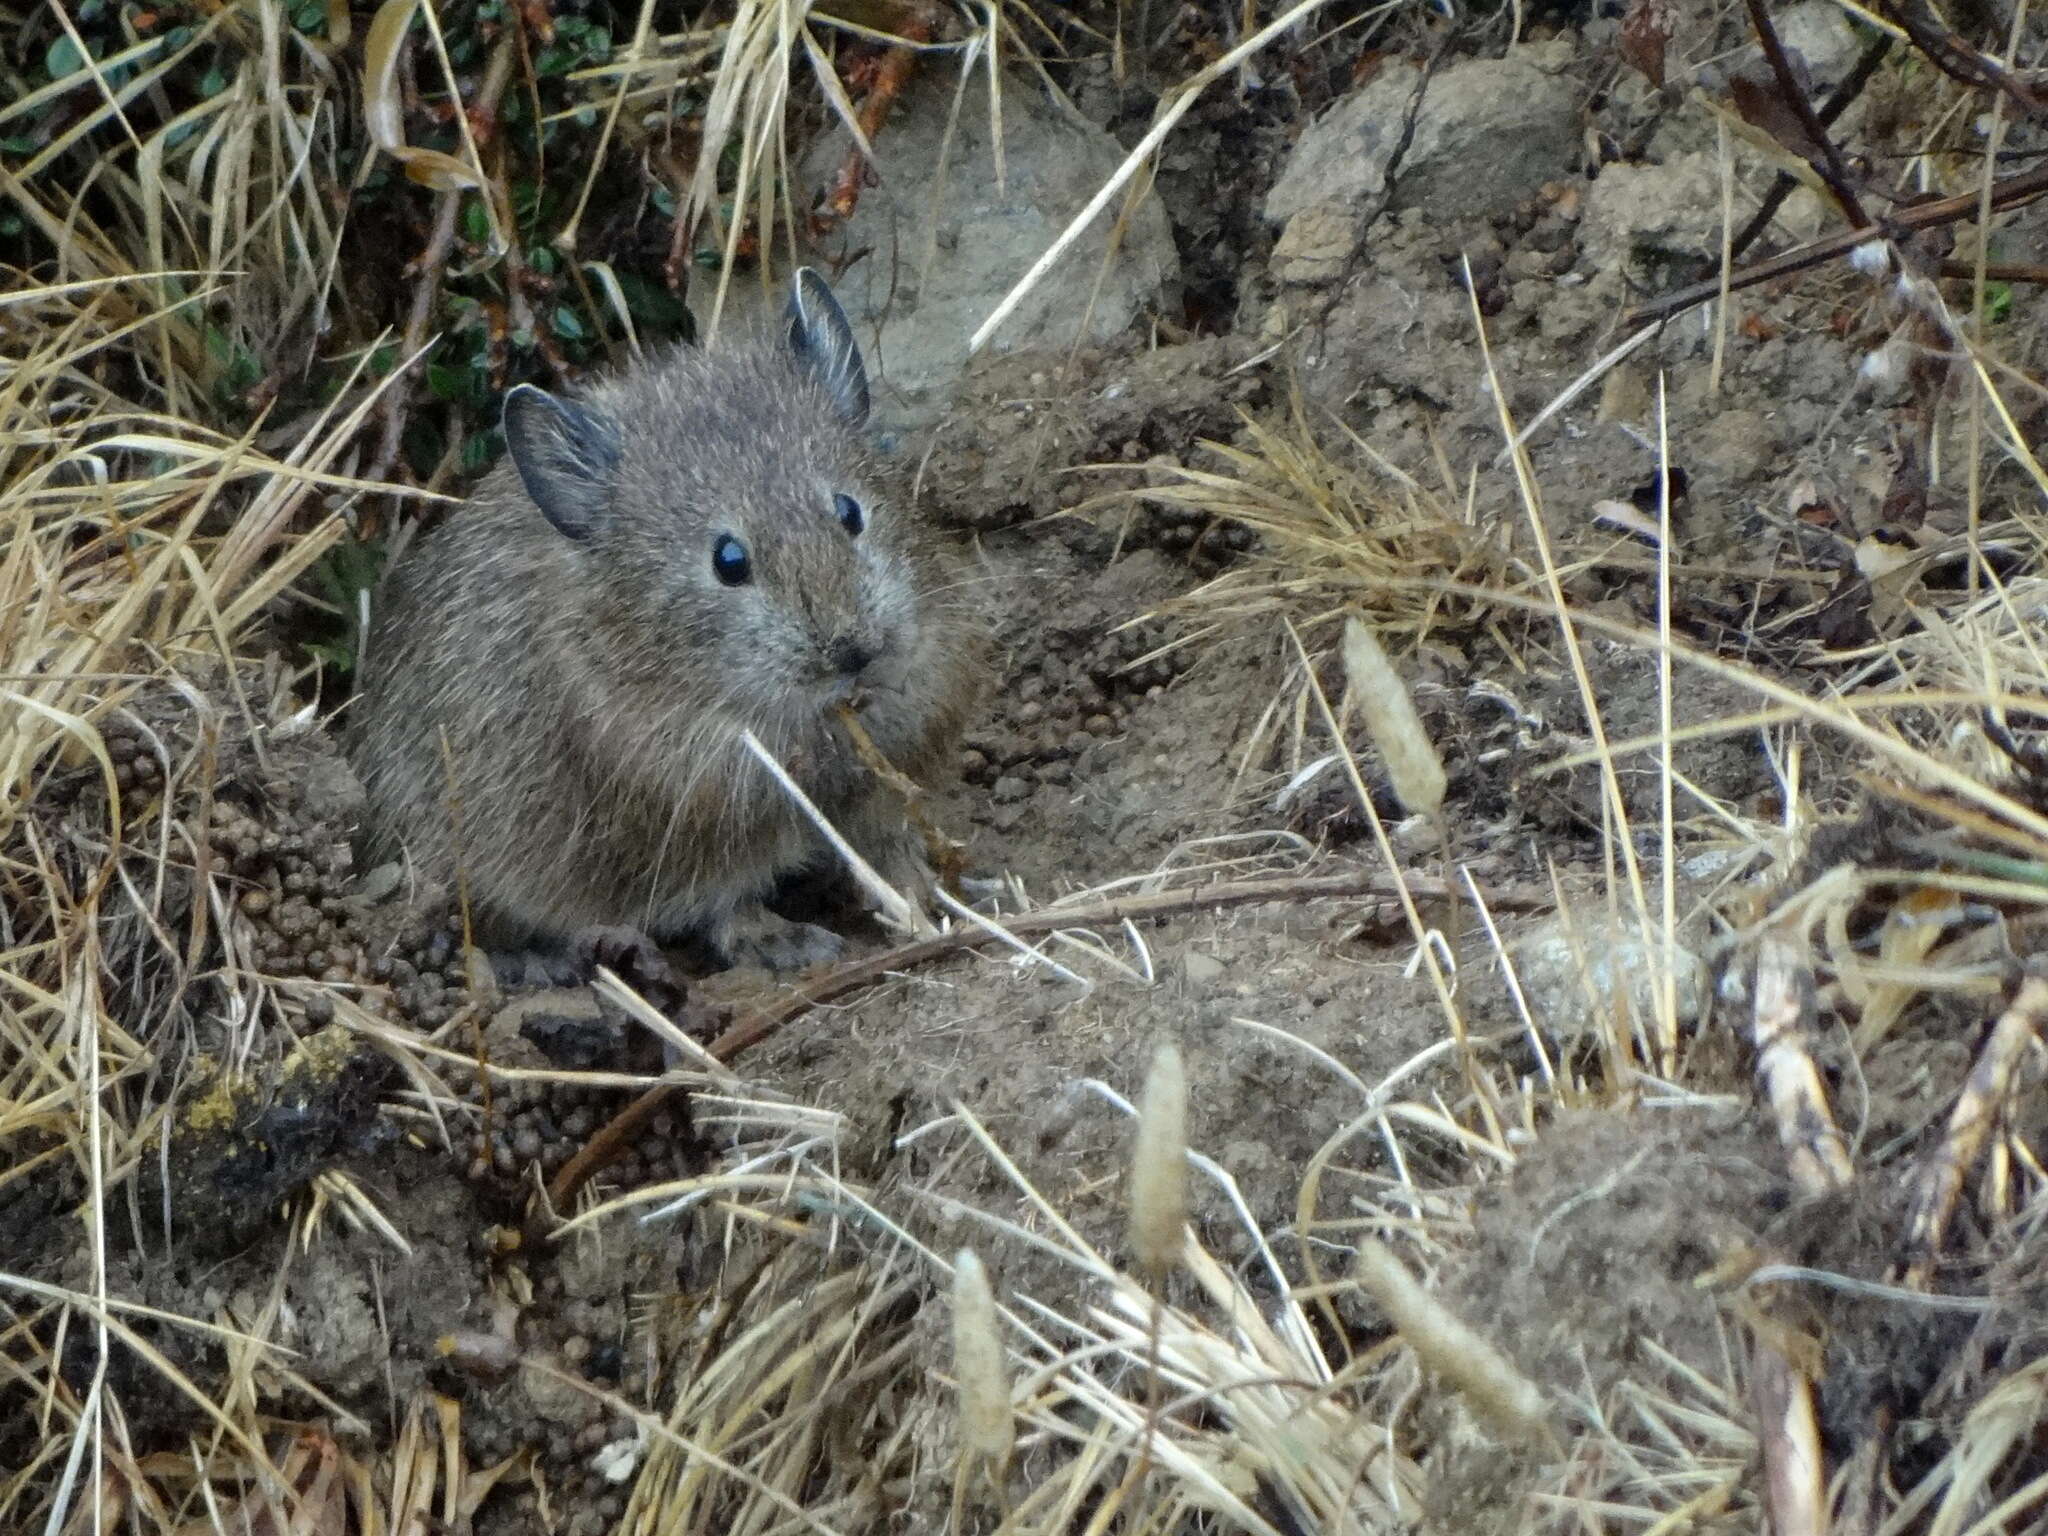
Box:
[1265, 48, 1581, 229]
[797, 70, 1179, 427]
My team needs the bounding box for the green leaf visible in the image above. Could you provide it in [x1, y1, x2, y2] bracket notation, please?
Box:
[615, 271, 690, 332]
[552, 303, 585, 340]
[426, 363, 467, 401]
[527, 245, 557, 275]
[45, 35, 86, 80]
[199, 63, 228, 97]
[1983, 282, 2013, 324]
[461, 196, 492, 245]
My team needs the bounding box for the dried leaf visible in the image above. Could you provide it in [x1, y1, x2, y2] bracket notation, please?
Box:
[362, 0, 415, 154]
[363, 0, 483, 190]
[1729, 64, 1825, 166]
[1618, 0, 1677, 88]
[1340, 616, 1446, 819]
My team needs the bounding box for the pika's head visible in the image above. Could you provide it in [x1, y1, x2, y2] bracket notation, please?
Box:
[500, 271, 936, 737]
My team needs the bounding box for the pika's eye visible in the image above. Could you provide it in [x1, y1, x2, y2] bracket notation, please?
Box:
[711, 534, 751, 586]
[834, 493, 865, 537]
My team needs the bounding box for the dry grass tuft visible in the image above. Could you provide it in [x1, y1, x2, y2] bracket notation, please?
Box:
[1100, 395, 1521, 653]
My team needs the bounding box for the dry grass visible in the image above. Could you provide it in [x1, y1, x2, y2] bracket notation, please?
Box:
[8, 1, 2048, 1533]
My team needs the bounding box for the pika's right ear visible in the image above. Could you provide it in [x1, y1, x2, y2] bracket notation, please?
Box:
[502, 383, 621, 540]
[784, 268, 870, 427]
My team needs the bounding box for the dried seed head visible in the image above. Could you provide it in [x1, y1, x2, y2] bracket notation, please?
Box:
[1341, 617, 1446, 820]
[1355, 1240, 1552, 1447]
[1129, 1041, 1188, 1279]
[951, 1250, 1013, 1464]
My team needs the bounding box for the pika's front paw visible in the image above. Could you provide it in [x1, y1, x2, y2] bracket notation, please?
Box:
[715, 909, 845, 975]
[489, 926, 684, 1008]
[490, 945, 589, 989]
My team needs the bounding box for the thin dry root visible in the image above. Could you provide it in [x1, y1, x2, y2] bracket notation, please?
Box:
[1751, 923, 1853, 1197]
[1748, 920, 1850, 1536]
[1903, 966, 2048, 1286]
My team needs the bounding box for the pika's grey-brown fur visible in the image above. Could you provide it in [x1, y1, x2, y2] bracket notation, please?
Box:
[350, 272, 984, 973]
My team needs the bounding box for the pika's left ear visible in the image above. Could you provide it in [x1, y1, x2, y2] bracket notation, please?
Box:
[783, 267, 869, 427]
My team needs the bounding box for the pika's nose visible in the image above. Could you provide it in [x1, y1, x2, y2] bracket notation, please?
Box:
[828, 637, 875, 677]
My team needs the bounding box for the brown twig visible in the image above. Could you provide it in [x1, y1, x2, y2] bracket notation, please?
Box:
[1937, 259, 2048, 286]
[1729, 35, 1892, 263]
[816, 18, 933, 232]
[1743, 0, 1869, 228]
[534, 866, 1558, 1221]
[1751, 922, 1853, 1197]
[1875, 0, 2047, 120]
[370, 32, 520, 485]
[1625, 162, 2048, 327]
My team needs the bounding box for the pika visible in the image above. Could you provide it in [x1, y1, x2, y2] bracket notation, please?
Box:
[350, 270, 984, 975]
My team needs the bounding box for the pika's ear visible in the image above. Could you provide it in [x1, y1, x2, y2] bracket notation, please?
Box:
[783, 268, 869, 427]
[502, 383, 620, 540]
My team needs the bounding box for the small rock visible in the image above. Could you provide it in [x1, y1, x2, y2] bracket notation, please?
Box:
[1514, 918, 1709, 1041]
[991, 775, 1030, 804]
[1735, 0, 1864, 94]
[1183, 951, 1225, 987]
[1578, 152, 1724, 296]
[1271, 204, 1362, 285]
[522, 1357, 594, 1426]
[1265, 48, 1581, 228]
[1694, 407, 1783, 486]
[296, 751, 367, 826]
[353, 861, 405, 906]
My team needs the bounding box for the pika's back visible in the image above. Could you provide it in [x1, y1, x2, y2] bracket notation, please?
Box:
[349, 270, 984, 955]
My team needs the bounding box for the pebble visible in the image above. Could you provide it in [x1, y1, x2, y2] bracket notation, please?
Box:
[992, 775, 1030, 804]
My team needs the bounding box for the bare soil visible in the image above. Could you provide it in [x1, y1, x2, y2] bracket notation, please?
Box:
[10, 10, 2048, 1533]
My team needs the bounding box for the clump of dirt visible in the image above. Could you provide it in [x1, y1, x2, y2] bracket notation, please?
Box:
[1425, 1107, 1787, 1532]
[1449, 1107, 1784, 1395]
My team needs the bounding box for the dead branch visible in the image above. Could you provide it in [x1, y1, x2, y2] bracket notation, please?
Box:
[1874, 0, 2047, 120]
[371, 32, 520, 487]
[1625, 162, 2048, 328]
[817, 22, 931, 231]
[1902, 966, 2048, 1287]
[1752, 923, 1854, 1196]
[1748, 919, 1852, 1536]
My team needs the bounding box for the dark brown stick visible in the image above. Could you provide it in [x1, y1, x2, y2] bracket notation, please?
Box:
[1743, 0, 1870, 228]
[1937, 259, 2048, 286]
[534, 867, 1559, 1221]
[1875, 0, 2046, 120]
[1624, 162, 2048, 328]
[1729, 35, 1892, 263]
